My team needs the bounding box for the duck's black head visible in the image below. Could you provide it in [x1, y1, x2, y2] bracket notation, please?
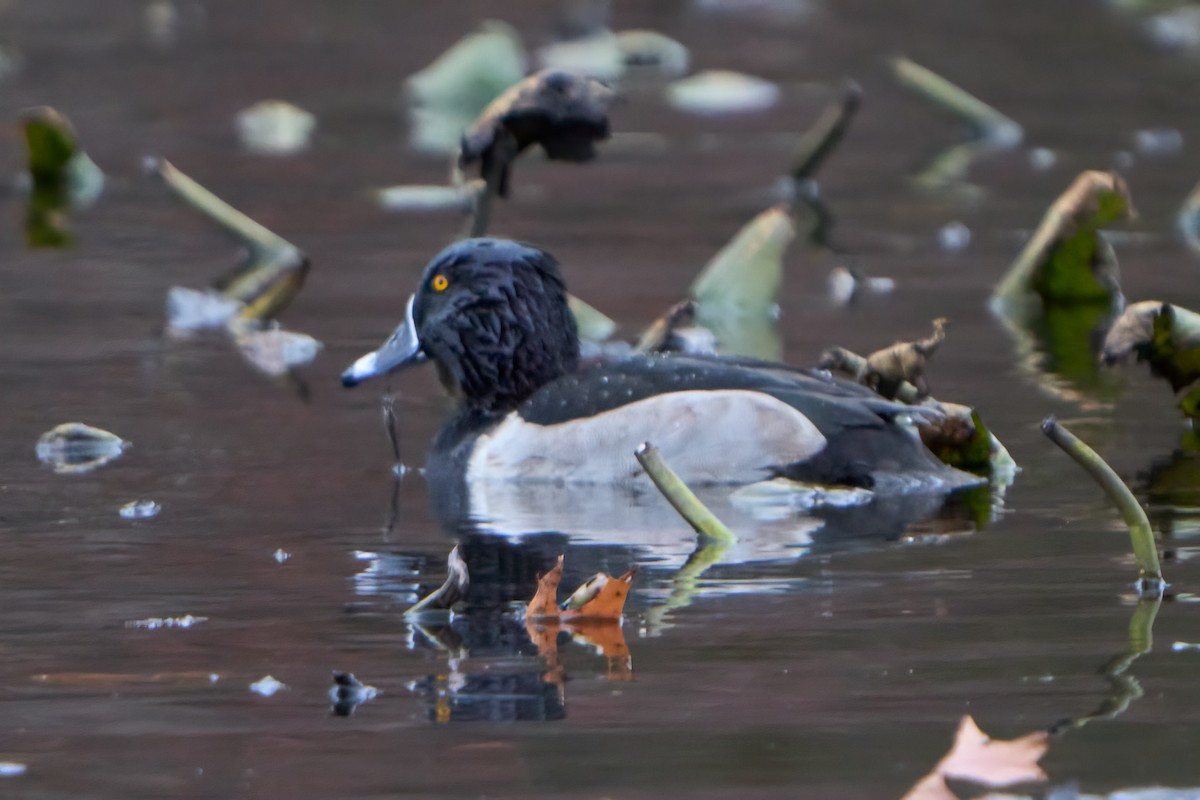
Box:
[342, 238, 580, 413]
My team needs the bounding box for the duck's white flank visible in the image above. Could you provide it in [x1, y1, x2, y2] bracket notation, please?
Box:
[465, 389, 827, 485]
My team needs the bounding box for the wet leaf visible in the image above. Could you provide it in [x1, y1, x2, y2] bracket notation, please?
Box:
[231, 325, 323, 377]
[527, 555, 565, 619]
[568, 294, 618, 341]
[1102, 301, 1200, 398]
[235, 100, 316, 155]
[666, 70, 779, 115]
[563, 569, 635, 621]
[920, 406, 993, 471]
[35, 422, 129, 475]
[460, 69, 615, 198]
[827, 265, 895, 307]
[21, 106, 105, 247]
[901, 716, 1048, 799]
[249, 675, 286, 697]
[406, 21, 528, 118]
[993, 170, 1133, 305]
[376, 182, 481, 213]
[860, 317, 948, 400]
[524, 555, 634, 622]
[405, 546, 470, 617]
[537, 30, 624, 81]
[559, 572, 608, 612]
[614, 30, 690, 78]
[119, 499, 162, 519]
[691, 205, 795, 319]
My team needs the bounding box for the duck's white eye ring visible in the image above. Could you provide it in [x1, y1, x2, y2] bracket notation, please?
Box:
[432, 274, 449, 292]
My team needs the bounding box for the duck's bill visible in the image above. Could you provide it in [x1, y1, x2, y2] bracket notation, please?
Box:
[341, 295, 427, 387]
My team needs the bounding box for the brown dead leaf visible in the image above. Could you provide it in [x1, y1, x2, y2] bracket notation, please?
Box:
[901, 715, 1049, 800]
[460, 69, 615, 197]
[861, 318, 948, 400]
[564, 569, 635, 621]
[527, 555, 565, 619]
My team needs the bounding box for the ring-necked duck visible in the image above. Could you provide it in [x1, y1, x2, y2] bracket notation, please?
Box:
[342, 238, 980, 491]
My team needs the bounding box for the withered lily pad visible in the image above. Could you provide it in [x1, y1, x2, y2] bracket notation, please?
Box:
[993, 170, 1134, 305]
[666, 70, 779, 115]
[235, 100, 316, 155]
[21, 106, 105, 247]
[231, 325, 323, 377]
[36, 423, 129, 475]
[1102, 300, 1200, 417]
[406, 21, 528, 117]
[460, 69, 616, 197]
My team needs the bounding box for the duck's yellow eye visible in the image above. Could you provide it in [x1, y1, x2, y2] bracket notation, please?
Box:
[432, 274, 449, 292]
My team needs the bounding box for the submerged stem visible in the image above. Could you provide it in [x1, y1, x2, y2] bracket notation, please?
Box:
[634, 442, 737, 544]
[1041, 417, 1163, 592]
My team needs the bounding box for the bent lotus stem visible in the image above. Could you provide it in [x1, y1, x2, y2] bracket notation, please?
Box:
[634, 442, 737, 545]
[891, 57, 1022, 144]
[1041, 417, 1164, 593]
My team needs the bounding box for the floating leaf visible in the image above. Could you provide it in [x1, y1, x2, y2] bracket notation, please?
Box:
[563, 569, 634, 621]
[119, 499, 162, 519]
[525, 554, 633, 622]
[1103, 301, 1200, 400]
[235, 100, 316, 155]
[35, 422, 129, 475]
[666, 70, 779, 115]
[567, 294, 617, 341]
[231, 325, 323, 377]
[993, 170, 1133, 305]
[375, 182, 481, 213]
[528, 556, 565, 619]
[21, 106, 105, 247]
[615, 30, 690, 78]
[406, 21, 528, 118]
[405, 546, 470, 617]
[460, 69, 615, 198]
[691, 205, 795, 319]
[537, 30, 624, 81]
[249, 675, 286, 697]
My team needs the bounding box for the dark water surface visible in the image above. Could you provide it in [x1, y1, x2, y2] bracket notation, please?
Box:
[3, 1, 1200, 797]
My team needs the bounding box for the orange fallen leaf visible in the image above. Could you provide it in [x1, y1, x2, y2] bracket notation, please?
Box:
[563, 569, 636, 621]
[527, 555, 564, 619]
[901, 715, 1049, 800]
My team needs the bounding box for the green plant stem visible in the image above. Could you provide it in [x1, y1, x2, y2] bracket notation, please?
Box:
[634, 443, 737, 544]
[891, 57, 1021, 143]
[1041, 416, 1163, 591]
